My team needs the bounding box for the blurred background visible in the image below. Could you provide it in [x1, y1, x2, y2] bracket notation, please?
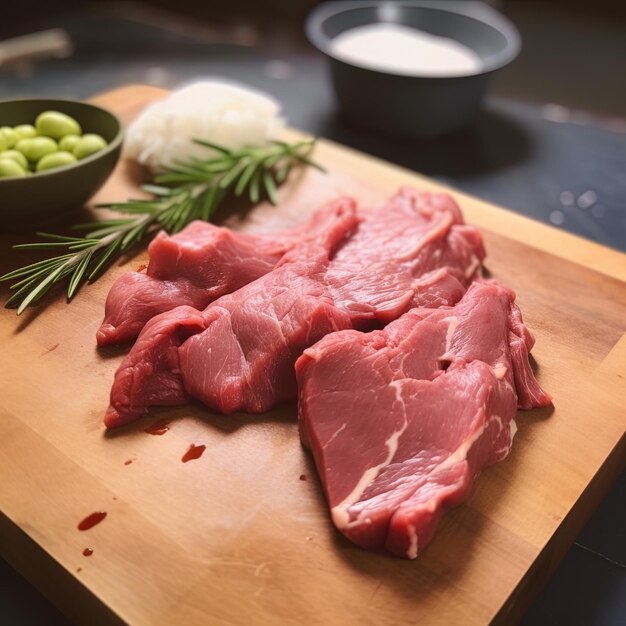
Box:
[1, 1, 625, 625]
[1, 0, 625, 250]
[2, 0, 626, 116]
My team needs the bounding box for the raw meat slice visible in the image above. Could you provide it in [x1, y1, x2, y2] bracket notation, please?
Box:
[296, 281, 552, 559]
[104, 197, 359, 426]
[105, 189, 485, 427]
[96, 220, 302, 346]
[108, 305, 206, 416]
[326, 188, 484, 322]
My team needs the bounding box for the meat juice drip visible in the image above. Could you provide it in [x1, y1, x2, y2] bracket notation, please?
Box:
[182, 444, 206, 463]
[124, 459, 133, 465]
[83, 548, 93, 557]
[145, 419, 170, 435]
[78, 512, 107, 531]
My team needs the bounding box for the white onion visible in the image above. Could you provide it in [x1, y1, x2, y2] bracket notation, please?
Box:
[123, 81, 285, 172]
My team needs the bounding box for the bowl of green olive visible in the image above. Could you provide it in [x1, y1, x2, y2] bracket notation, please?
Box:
[0, 99, 123, 227]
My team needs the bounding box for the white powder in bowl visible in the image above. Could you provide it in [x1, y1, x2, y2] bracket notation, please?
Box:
[330, 23, 482, 77]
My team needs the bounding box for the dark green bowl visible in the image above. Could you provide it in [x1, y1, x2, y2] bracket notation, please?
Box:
[0, 99, 123, 229]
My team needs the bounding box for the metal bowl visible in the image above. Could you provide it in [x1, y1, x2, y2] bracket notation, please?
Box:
[0, 99, 123, 228]
[306, 1, 521, 137]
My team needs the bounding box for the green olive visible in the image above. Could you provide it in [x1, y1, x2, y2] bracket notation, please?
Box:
[13, 124, 37, 140]
[0, 157, 26, 177]
[0, 126, 17, 150]
[35, 110, 82, 140]
[15, 136, 58, 162]
[0, 149, 28, 169]
[73, 133, 107, 160]
[58, 134, 81, 152]
[36, 150, 78, 172]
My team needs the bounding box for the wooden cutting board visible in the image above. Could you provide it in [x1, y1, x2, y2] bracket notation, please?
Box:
[1, 85, 625, 626]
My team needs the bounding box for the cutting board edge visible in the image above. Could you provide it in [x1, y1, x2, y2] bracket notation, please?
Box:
[0, 510, 126, 626]
[1, 84, 625, 626]
[491, 428, 626, 626]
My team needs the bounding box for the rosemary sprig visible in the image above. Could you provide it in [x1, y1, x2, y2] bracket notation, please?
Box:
[1, 138, 322, 314]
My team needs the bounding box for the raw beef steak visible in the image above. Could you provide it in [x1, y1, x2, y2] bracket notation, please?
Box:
[326, 188, 484, 322]
[296, 281, 552, 559]
[97, 220, 303, 346]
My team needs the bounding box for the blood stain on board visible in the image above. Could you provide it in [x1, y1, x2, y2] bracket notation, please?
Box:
[83, 548, 94, 557]
[299, 474, 307, 481]
[182, 444, 206, 463]
[145, 419, 170, 436]
[78, 512, 107, 531]
[136, 263, 148, 272]
[124, 459, 133, 465]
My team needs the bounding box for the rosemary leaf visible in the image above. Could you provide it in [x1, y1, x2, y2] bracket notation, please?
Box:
[249, 167, 262, 204]
[200, 184, 219, 221]
[13, 241, 83, 250]
[67, 251, 93, 300]
[88, 236, 124, 281]
[296, 153, 326, 172]
[263, 169, 278, 205]
[6, 276, 54, 307]
[218, 157, 251, 190]
[17, 264, 66, 314]
[275, 161, 291, 184]
[72, 219, 136, 232]
[192, 139, 232, 155]
[263, 152, 285, 169]
[83, 225, 136, 239]
[9, 264, 64, 291]
[34, 232, 86, 242]
[234, 162, 258, 197]
[68, 240, 104, 251]
[0, 255, 72, 282]
[141, 184, 173, 196]
[157, 174, 205, 185]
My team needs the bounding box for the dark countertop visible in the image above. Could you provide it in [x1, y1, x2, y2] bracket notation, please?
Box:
[1, 7, 625, 626]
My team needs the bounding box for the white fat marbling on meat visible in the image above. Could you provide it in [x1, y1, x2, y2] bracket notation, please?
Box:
[390, 378, 405, 406]
[491, 414, 517, 460]
[464, 253, 481, 279]
[442, 316, 459, 353]
[493, 419, 517, 459]
[434, 409, 492, 475]
[332, 381, 409, 529]
[492, 363, 508, 379]
[326, 422, 348, 447]
[491, 414, 504, 434]
[509, 419, 518, 443]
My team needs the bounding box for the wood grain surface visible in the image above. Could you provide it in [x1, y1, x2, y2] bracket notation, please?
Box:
[1, 85, 625, 626]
